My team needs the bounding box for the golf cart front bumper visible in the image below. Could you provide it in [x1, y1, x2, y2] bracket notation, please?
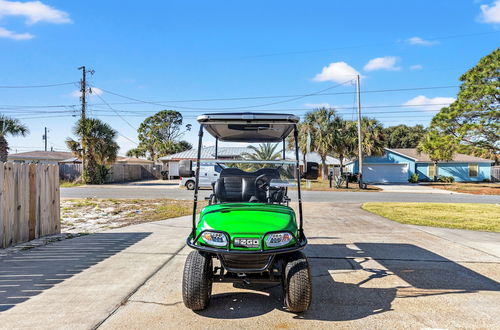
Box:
[186, 230, 307, 273]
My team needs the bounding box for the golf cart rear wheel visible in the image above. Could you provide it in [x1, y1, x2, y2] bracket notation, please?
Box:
[185, 181, 195, 190]
[283, 251, 312, 313]
[182, 251, 213, 310]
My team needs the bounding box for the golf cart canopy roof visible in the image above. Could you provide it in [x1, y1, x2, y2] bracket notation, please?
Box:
[197, 113, 299, 142]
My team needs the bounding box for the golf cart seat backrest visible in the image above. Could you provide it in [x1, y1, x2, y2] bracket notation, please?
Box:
[214, 168, 280, 203]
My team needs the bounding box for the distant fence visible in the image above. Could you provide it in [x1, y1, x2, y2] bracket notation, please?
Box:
[106, 164, 161, 183]
[59, 164, 83, 181]
[492, 166, 500, 182]
[58, 163, 161, 183]
[0, 162, 60, 248]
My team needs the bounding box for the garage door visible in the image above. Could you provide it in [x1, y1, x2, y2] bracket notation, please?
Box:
[362, 164, 408, 183]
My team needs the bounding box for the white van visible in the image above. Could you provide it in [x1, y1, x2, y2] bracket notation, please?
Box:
[179, 163, 225, 190]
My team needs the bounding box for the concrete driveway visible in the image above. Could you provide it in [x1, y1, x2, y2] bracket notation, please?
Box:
[373, 183, 461, 194]
[1, 203, 499, 329]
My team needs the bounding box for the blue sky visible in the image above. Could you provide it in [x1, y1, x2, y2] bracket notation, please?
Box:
[1, 0, 499, 155]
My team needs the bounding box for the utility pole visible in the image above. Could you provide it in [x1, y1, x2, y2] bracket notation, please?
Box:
[78, 65, 91, 177]
[43, 127, 48, 151]
[78, 66, 86, 121]
[356, 75, 364, 189]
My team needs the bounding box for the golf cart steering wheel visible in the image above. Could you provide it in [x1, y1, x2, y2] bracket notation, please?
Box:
[255, 174, 272, 192]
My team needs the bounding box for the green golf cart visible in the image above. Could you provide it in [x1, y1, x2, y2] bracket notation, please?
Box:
[180, 113, 319, 312]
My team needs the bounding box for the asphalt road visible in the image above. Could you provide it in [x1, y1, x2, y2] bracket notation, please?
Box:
[1, 203, 499, 329]
[61, 184, 500, 203]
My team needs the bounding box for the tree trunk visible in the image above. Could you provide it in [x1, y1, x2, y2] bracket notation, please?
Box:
[321, 155, 327, 179]
[0, 135, 8, 162]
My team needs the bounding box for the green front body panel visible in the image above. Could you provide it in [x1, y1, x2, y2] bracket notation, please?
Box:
[196, 203, 298, 251]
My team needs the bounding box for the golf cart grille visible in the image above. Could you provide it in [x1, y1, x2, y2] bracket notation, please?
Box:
[221, 255, 272, 271]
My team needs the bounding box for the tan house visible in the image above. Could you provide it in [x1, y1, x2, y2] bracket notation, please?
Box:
[7, 151, 73, 165]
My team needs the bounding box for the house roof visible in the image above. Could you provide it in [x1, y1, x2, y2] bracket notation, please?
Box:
[159, 146, 252, 161]
[60, 156, 154, 164]
[7, 151, 73, 161]
[159, 146, 340, 165]
[388, 148, 494, 163]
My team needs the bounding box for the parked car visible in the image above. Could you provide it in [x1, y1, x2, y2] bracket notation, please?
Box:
[180, 163, 225, 190]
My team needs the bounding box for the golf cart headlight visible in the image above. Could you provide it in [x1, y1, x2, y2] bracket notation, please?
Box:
[266, 232, 293, 247]
[201, 231, 227, 247]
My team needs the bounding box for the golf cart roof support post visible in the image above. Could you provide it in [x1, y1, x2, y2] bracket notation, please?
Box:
[282, 139, 286, 160]
[215, 137, 218, 159]
[192, 124, 204, 238]
[293, 125, 304, 236]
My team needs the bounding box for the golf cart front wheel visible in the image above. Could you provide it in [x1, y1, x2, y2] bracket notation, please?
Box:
[182, 251, 213, 310]
[185, 181, 195, 190]
[283, 251, 312, 313]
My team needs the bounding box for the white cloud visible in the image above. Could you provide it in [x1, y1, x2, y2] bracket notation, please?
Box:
[0, 26, 32, 39]
[403, 95, 455, 111]
[363, 56, 400, 71]
[313, 61, 360, 83]
[407, 36, 438, 46]
[410, 64, 423, 70]
[479, 0, 500, 23]
[0, 0, 71, 25]
[71, 87, 103, 98]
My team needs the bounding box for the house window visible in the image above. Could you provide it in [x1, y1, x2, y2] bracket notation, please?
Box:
[428, 163, 436, 178]
[469, 163, 478, 177]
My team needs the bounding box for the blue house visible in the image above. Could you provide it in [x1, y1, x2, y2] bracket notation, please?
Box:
[346, 148, 494, 183]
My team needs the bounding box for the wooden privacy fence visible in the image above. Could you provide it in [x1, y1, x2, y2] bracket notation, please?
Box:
[106, 164, 161, 183]
[59, 164, 83, 182]
[0, 162, 60, 248]
[59, 163, 162, 183]
[492, 166, 500, 182]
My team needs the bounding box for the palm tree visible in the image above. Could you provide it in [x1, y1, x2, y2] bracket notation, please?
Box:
[286, 122, 313, 166]
[243, 143, 282, 161]
[361, 117, 386, 156]
[0, 115, 29, 162]
[303, 108, 337, 178]
[330, 117, 357, 174]
[66, 118, 119, 183]
[241, 143, 282, 171]
[126, 147, 146, 158]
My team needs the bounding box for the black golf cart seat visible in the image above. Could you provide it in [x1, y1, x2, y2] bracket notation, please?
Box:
[213, 168, 280, 203]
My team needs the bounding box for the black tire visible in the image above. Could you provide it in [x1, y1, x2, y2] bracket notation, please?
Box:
[185, 181, 195, 190]
[182, 251, 213, 310]
[283, 251, 312, 313]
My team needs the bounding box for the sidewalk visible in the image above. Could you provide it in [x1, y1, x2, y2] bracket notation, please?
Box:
[0, 215, 192, 330]
[374, 183, 464, 194]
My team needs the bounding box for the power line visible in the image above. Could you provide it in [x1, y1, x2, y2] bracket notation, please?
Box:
[94, 80, 354, 110]
[89, 94, 140, 146]
[227, 31, 500, 60]
[93, 93, 138, 131]
[0, 82, 78, 88]
[0, 84, 462, 109]
[89, 85, 460, 106]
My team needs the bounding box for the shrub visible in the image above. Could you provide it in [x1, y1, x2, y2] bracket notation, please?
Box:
[438, 175, 455, 183]
[408, 173, 419, 183]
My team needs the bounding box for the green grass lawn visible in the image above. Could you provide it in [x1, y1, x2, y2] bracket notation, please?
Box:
[60, 180, 84, 188]
[362, 202, 500, 232]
